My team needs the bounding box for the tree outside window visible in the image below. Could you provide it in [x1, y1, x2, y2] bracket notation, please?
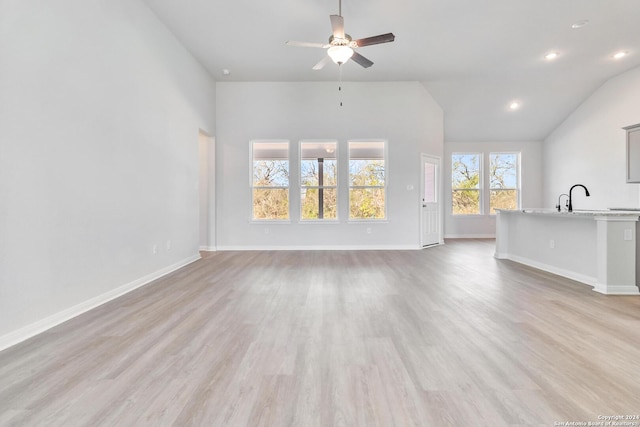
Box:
[252, 141, 289, 220]
[301, 141, 338, 220]
[489, 153, 519, 214]
[349, 141, 386, 219]
[451, 153, 481, 215]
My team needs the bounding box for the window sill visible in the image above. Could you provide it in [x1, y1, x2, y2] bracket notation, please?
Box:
[249, 219, 292, 224]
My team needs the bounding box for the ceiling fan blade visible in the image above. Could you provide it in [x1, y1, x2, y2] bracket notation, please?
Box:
[330, 14, 345, 38]
[351, 51, 374, 68]
[286, 40, 329, 48]
[354, 33, 395, 47]
[312, 55, 332, 70]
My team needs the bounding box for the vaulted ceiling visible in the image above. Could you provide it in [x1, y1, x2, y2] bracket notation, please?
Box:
[143, 0, 640, 141]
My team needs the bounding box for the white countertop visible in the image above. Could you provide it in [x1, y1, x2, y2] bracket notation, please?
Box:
[497, 209, 640, 219]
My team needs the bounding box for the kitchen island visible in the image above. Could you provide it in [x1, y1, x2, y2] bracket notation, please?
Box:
[495, 209, 640, 295]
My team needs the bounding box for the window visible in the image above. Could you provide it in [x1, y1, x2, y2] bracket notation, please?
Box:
[349, 141, 386, 219]
[300, 141, 338, 220]
[451, 151, 521, 216]
[451, 153, 481, 215]
[251, 141, 289, 220]
[489, 152, 519, 214]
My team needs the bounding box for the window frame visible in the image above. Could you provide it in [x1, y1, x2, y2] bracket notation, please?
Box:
[348, 140, 388, 221]
[488, 151, 521, 215]
[250, 140, 290, 221]
[299, 140, 339, 222]
[451, 152, 483, 216]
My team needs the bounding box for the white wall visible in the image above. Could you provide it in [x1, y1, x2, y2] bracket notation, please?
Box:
[443, 141, 543, 238]
[215, 81, 443, 249]
[0, 0, 216, 346]
[543, 66, 640, 209]
[198, 131, 216, 250]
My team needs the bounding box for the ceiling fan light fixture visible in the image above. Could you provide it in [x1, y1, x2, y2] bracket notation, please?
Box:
[328, 45, 354, 64]
[613, 51, 628, 60]
[571, 19, 589, 29]
[544, 52, 559, 60]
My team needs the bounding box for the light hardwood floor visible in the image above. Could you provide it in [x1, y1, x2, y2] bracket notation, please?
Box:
[1, 239, 640, 426]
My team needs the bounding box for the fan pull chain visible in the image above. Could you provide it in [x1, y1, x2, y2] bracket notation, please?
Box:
[338, 64, 343, 107]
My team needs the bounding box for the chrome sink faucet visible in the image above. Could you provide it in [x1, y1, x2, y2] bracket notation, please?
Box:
[556, 193, 569, 212]
[568, 184, 590, 212]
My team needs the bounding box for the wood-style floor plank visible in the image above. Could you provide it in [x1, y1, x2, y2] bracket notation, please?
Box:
[2, 239, 640, 426]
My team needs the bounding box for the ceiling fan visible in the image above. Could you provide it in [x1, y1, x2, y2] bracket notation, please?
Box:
[285, 0, 395, 70]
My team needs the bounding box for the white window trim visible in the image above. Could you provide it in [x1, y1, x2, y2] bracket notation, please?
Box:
[347, 139, 388, 222]
[488, 151, 521, 216]
[250, 139, 290, 221]
[299, 140, 339, 222]
[451, 152, 483, 216]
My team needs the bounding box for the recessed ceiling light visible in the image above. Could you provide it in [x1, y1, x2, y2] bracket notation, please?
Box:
[222, 69, 231, 76]
[571, 19, 589, 29]
[545, 52, 559, 60]
[613, 51, 628, 60]
[509, 101, 520, 110]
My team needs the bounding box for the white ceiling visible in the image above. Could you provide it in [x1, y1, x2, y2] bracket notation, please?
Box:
[143, 0, 640, 141]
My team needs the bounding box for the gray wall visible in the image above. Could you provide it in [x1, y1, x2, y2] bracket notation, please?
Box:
[543, 66, 640, 209]
[0, 0, 216, 345]
[215, 81, 444, 249]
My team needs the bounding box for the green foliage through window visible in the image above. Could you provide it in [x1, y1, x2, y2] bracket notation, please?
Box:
[489, 153, 519, 214]
[252, 142, 290, 220]
[451, 152, 520, 215]
[300, 142, 338, 220]
[349, 142, 385, 219]
[451, 153, 480, 214]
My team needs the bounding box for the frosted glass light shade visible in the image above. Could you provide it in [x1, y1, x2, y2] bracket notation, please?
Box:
[328, 46, 354, 64]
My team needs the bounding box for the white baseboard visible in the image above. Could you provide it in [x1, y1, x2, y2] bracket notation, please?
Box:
[0, 254, 201, 352]
[501, 254, 640, 295]
[503, 253, 597, 288]
[444, 234, 496, 239]
[215, 244, 420, 251]
[199, 246, 217, 252]
[593, 284, 640, 295]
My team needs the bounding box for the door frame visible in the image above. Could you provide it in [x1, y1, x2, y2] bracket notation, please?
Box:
[198, 130, 216, 251]
[420, 153, 444, 247]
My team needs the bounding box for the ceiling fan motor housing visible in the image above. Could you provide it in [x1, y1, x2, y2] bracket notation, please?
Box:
[329, 34, 358, 48]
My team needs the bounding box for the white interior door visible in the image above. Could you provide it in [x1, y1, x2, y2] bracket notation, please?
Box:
[421, 154, 441, 247]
